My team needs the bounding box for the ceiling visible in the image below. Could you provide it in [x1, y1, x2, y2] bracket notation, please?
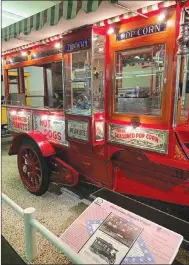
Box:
[2, 1, 61, 28]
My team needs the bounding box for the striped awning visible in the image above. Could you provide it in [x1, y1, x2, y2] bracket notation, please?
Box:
[2, 0, 118, 41]
[94, 0, 176, 26]
[2, 0, 178, 56]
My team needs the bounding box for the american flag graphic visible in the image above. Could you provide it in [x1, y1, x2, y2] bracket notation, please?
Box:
[121, 216, 156, 264]
[122, 236, 155, 264]
[86, 219, 104, 235]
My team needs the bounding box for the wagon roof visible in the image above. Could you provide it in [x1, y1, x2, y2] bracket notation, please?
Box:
[2, 0, 176, 55]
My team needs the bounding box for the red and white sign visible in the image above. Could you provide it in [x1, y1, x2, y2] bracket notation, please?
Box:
[108, 124, 169, 154]
[34, 113, 67, 145]
[7, 108, 32, 132]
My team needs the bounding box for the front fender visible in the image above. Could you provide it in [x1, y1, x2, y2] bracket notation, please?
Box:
[9, 131, 56, 157]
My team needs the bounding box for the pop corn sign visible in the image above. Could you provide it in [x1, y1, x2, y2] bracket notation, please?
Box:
[108, 123, 168, 154]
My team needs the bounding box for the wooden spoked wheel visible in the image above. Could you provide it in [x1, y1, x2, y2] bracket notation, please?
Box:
[17, 139, 50, 195]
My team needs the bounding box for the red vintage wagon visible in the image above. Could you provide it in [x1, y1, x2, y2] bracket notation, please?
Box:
[2, 0, 189, 205]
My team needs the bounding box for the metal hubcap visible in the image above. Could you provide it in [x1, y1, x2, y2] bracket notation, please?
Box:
[22, 164, 27, 173]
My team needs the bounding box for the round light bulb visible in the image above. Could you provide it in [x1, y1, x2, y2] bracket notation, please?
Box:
[54, 42, 60, 48]
[107, 27, 114, 35]
[158, 13, 166, 22]
[21, 51, 27, 56]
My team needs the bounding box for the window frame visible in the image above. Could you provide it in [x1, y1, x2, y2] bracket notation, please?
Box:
[108, 10, 176, 126]
[177, 54, 189, 124]
[64, 49, 93, 116]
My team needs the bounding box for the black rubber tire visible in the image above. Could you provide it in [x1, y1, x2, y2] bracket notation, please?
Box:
[17, 138, 50, 196]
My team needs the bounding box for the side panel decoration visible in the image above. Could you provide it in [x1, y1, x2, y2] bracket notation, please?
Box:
[7, 108, 32, 132]
[108, 123, 169, 154]
[33, 112, 68, 146]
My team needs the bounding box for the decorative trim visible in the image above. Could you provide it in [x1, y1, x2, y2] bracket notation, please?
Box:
[2, 34, 63, 56]
[2, 1, 176, 56]
[94, 1, 176, 27]
[174, 145, 187, 161]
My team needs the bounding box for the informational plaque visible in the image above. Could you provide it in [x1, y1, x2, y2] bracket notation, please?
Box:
[60, 197, 183, 264]
[7, 108, 32, 132]
[108, 123, 169, 154]
[33, 113, 68, 145]
[68, 119, 88, 141]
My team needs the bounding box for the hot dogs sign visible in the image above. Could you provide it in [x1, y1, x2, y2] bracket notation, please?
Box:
[108, 123, 169, 154]
[33, 113, 68, 145]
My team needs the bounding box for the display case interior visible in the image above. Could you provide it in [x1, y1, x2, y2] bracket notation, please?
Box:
[64, 28, 105, 116]
[115, 44, 165, 116]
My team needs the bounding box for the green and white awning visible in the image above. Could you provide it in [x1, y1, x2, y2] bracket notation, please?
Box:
[2, 0, 118, 41]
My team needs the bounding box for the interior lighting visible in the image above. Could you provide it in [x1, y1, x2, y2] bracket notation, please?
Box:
[158, 12, 166, 22]
[10, 110, 16, 115]
[21, 51, 27, 56]
[99, 47, 104, 52]
[107, 27, 115, 35]
[41, 115, 48, 120]
[93, 36, 98, 41]
[126, 126, 133, 133]
[54, 42, 61, 48]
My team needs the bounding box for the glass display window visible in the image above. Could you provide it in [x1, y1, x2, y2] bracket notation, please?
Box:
[45, 61, 63, 108]
[64, 49, 92, 116]
[114, 44, 166, 116]
[23, 65, 44, 107]
[180, 55, 189, 120]
[175, 7, 189, 124]
[64, 28, 106, 117]
[92, 33, 105, 113]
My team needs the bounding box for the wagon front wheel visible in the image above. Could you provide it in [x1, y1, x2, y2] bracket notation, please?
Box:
[17, 139, 50, 196]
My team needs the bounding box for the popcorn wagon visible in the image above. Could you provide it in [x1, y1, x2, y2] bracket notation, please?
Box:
[2, 0, 189, 205]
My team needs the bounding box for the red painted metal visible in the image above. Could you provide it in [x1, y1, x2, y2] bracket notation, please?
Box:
[17, 145, 42, 192]
[9, 131, 56, 157]
[113, 165, 189, 205]
[50, 157, 79, 186]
